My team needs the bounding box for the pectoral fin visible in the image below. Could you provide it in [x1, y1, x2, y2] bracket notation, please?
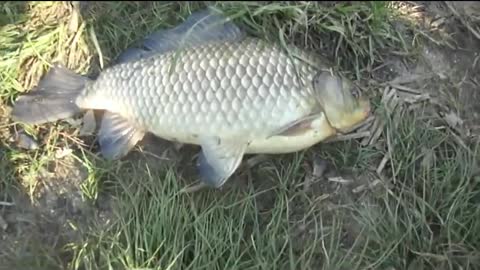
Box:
[197, 136, 247, 188]
[268, 113, 324, 138]
[98, 112, 145, 160]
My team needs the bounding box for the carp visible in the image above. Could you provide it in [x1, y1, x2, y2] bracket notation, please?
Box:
[11, 7, 370, 188]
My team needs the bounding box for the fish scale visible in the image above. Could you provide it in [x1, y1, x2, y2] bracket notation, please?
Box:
[11, 7, 371, 189]
[81, 37, 320, 140]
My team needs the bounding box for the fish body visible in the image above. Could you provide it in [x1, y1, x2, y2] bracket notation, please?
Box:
[78, 37, 330, 153]
[11, 7, 370, 188]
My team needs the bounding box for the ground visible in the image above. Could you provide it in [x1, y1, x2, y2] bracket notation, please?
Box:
[1, 1, 480, 270]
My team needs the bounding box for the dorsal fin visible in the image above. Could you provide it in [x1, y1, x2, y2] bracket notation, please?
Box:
[115, 7, 246, 64]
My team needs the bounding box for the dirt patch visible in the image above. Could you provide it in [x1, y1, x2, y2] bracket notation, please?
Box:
[0, 153, 113, 269]
[378, 1, 480, 136]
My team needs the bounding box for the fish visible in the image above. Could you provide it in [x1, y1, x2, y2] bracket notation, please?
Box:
[10, 7, 371, 189]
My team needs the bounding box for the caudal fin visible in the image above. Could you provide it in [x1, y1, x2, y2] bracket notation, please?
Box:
[11, 64, 89, 125]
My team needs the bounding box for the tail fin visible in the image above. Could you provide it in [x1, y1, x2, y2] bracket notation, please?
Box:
[11, 64, 89, 125]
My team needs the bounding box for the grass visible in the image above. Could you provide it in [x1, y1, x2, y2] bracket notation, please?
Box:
[1, 1, 479, 270]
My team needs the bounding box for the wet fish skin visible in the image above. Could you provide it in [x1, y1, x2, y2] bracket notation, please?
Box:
[10, 7, 371, 189]
[77, 36, 325, 146]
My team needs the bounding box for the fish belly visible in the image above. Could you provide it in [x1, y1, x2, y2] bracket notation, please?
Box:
[245, 113, 337, 154]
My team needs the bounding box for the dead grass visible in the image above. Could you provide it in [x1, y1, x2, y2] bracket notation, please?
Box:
[0, 1, 479, 270]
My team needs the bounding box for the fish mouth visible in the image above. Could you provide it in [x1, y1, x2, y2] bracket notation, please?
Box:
[332, 98, 372, 134]
[359, 98, 372, 118]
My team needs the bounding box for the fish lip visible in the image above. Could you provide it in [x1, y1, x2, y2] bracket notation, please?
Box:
[334, 98, 372, 135]
[362, 99, 372, 117]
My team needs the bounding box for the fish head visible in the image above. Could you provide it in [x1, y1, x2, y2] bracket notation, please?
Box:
[312, 71, 371, 133]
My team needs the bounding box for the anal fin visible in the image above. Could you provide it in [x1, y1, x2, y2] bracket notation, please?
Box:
[98, 112, 145, 160]
[197, 136, 248, 188]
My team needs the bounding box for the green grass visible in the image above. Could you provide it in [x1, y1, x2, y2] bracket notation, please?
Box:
[350, 106, 480, 269]
[1, 1, 479, 270]
[65, 108, 480, 269]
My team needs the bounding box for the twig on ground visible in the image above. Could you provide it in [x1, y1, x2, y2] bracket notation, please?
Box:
[179, 182, 209, 194]
[386, 73, 435, 85]
[303, 156, 328, 192]
[328, 176, 353, 184]
[376, 153, 390, 175]
[352, 179, 382, 193]
[0, 201, 15, 207]
[388, 83, 421, 94]
[341, 115, 375, 134]
[325, 131, 371, 143]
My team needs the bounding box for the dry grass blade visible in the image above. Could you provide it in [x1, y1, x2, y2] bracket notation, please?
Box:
[0, 215, 7, 231]
[178, 182, 209, 194]
[361, 118, 383, 146]
[402, 93, 430, 104]
[376, 154, 389, 175]
[303, 156, 328, 192]
[445, 1, 480, 41]
[352, 179, 382, 193]
[387, 73, 435, 85]
[325, 131, 372, 143]
[382, 86, 402, 114]
[328, 176, 353, 184]
[388, 83, 421, 94]
[0, 201, 15, 207]
[360, 86, 401, 146]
